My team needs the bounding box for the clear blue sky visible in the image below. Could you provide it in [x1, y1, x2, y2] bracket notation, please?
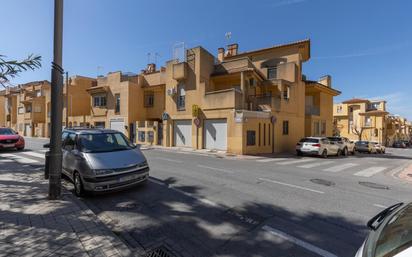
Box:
[2, 0, 411, 119]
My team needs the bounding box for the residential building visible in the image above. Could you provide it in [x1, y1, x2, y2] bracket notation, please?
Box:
[3, 87, 19, 130]
[15, 81, 51, 137]
[333, 99, 389, 144]
[0, 91, 6, 127]
[304, 75, 341, 137]
[158, 39, 314, 154]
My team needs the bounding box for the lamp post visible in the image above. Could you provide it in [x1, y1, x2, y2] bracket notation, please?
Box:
[49, 0, 64, 200]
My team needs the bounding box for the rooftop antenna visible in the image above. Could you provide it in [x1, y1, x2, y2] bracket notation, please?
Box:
[97, 66, 103, 76]
[154, 52, 161, 66]
[173, 42, 186, 62]
[225, 32, 232, 45]
[147, 53, 152, 64]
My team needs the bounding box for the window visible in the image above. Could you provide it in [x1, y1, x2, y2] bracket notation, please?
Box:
[138, 131, 146, 142]
[144, 92, 154, 107]
[26, 105, 32, 113]
[115, 94, 120, 113]
[247, 131, 256, 146]
[267, 66, 277, 80]
[35, 90, 41, 97]
[283, 86, 290, 100]
[321, 121, 326, 136]
[94, 122, 105, 128]
[93, 95, 107, 107]
[282, 121, 289, 135]
[268, 124, 271, 145]
[18, 107, 24, 114]
[263, 124, 266, 146]
[374, 128, 378, 137]
[63, 133, 76, 151]
[258, 123, 261, 146]
[177, 84, 185, 110]
[337, 106, 343, 113]
[365, 117, 372, 127]
[314, 121, 320, 136]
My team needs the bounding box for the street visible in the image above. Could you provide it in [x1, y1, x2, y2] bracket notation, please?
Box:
[2, 137, 412, 257]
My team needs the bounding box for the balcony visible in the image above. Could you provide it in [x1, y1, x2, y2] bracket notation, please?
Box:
[248, 94, 281, 111]
[213, 58, 255, 76]
[203, 88, 243, 110]
[305, 106, 320, 116]
[172, 62, 188, 80]
[275, 62, 296, 82]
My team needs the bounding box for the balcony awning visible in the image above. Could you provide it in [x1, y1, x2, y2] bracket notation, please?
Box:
[86, 86, 109, 94]
[305, 82, 341, 96]
[359, 110, 389, 116]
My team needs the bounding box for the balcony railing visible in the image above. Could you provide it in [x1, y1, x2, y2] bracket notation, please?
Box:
[305, 106, 320, 116]
[248, 94, 281, 111]
[204, 88, 243, 110]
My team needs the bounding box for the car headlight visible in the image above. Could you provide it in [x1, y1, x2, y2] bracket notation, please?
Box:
[139, 161, 148, 168]
[93, 169, 115, 176]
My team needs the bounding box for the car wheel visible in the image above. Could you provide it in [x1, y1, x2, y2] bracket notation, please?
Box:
[322, 150, 328, 158]
[337, 149, 342, 157]
[16, 147, 24, 151]
[343, 148, 348, 156]
[352, 149, 356, 155]
[73, 172, 85, 197]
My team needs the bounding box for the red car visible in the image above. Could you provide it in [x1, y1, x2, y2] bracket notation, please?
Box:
[0, 128, 25, 150]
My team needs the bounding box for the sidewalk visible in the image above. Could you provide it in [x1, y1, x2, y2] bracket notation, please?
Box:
[140, 144, 295, 160]
[0, 164, 138, 257]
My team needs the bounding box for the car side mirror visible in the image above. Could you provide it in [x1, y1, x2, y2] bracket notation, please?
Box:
[43, 143, 50, 148]
[16, 131, 19, 135]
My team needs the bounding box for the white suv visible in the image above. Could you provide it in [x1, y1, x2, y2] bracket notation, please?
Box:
[296, 137, 340, 158]
[327, 137, 356, 156]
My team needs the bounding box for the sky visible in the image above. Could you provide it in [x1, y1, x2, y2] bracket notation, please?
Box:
[2, 0, 411, 119]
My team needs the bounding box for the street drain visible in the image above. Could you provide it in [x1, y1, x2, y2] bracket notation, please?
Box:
[359, 181, 389, 190]
[144, 246, 177, 257]
[310, 179, 335, 187]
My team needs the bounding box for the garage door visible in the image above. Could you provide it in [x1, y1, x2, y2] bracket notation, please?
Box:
[110, 119, 125, 134]
[204, 119, 227, 151]
[174, 120, 192, 147]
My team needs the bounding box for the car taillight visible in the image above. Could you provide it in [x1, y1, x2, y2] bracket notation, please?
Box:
[313, 144, 321, 147]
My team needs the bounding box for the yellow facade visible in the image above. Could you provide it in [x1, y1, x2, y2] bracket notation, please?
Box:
[333, 99, 389, 144]
[0, 93, 5, 127]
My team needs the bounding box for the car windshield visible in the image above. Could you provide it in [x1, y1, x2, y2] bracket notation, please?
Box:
[78, 132, 134, 153]
[357, 141, 369, 145]
[300, 138, 319, 143]
[0, 128, 16, 135]
[368, 204, 412, 257]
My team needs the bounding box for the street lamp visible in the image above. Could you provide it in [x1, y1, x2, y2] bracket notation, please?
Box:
[49, 0, 64, 200]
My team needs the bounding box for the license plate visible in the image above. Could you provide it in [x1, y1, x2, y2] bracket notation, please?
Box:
[2, 144, 14, 148]
[118, 174, 136, 182]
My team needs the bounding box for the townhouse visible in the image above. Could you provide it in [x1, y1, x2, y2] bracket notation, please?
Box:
[2, 39, 343, 155]
[333, 98, 389, 144]
[386, 115, 411, 145]
[0, 91, 6, 127]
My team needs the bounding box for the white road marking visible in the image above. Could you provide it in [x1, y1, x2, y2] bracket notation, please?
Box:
[197, 164, 234, 174]
[22, 151, 45, 159]
[256, 158, 289, 163]
[39, 149, 48, 153]
[258, 178, 324, 194]
[0, 153, 16, 158]
[198, 198, 219, 207]
[277, 159, 316, 165]
[15, 157, 38, 164]
[262, 225, 338, 257]
[354, 167, 387, 177]
[323, 163, 358, 172]
[0, 159, 13, 162]
[298, 161, 335, 169]
[373, 204, 387, 209]
[154, 157, 183, 163]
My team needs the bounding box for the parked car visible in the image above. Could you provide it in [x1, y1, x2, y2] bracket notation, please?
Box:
[402, 140, 411, 148]
[44, 128, 149, 196]
[355, 202, 412, 257]
[355, 141, 377, 154]
[371, 142, 385, 154]
[393, 141, 406, 148]
[327, 136, 356, 156]
[296, 137, 340, 158]
[0, 127, 25, 151]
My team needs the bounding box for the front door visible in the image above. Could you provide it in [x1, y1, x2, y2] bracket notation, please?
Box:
[24, 123, 32, 137]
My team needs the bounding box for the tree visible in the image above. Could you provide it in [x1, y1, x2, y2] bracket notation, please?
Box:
[0, 54, 42, 87]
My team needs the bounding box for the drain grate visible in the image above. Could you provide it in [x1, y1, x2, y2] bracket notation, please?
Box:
[359, 181, 389, 190]
[145, 246, 177, 257]
[310, 179, 335, 187]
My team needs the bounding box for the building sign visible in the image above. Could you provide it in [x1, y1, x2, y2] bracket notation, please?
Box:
[192, 104, 200, 117]
[162, 112, 169, 121]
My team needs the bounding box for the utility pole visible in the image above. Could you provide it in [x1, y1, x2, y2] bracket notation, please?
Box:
[65, 72, 69, 127]
[49, 0, 64, 200]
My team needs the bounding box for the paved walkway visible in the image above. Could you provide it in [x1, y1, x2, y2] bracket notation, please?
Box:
[0, 164, 139, 257]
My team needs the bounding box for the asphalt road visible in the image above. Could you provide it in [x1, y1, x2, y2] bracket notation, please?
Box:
[2, 137, 412, 257]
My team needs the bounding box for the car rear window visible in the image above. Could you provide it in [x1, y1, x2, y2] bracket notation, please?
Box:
[299, 138, 319, 143]
[357, 141, 368, 145]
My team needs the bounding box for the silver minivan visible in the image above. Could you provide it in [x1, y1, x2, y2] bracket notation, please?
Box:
[48, 128, 149, 196]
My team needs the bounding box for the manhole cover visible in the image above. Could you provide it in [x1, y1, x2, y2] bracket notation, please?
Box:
[310, 179, 335, 186]
[359, 181, 389, 190]
[145, 246, 177, 257]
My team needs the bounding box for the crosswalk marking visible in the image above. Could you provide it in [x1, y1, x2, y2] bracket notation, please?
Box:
[257, 158, 289, 163]
[0, 159, 13, 162]
[323, 163, 359, 172]
[277, 159, 316, 165]
[15, 157, 38, 164]
[22, 152, 45, 159]
[354, 167, 387, 177]
[39, 149, 48, 153]
[0, 153, 16, 158]
[298, 161, 335, 169]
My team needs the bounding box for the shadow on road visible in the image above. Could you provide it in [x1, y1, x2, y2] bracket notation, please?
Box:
[81, 178, 369, 257]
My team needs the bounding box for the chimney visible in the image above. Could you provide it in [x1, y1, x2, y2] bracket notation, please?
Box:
[318, 75, 331, 88]
[226, 43, 239, 57]
[217, 47, 225, 62]
[146, 63, 156, 73]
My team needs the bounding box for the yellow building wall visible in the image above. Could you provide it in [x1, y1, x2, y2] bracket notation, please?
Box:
[0, 95, 5, 127]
